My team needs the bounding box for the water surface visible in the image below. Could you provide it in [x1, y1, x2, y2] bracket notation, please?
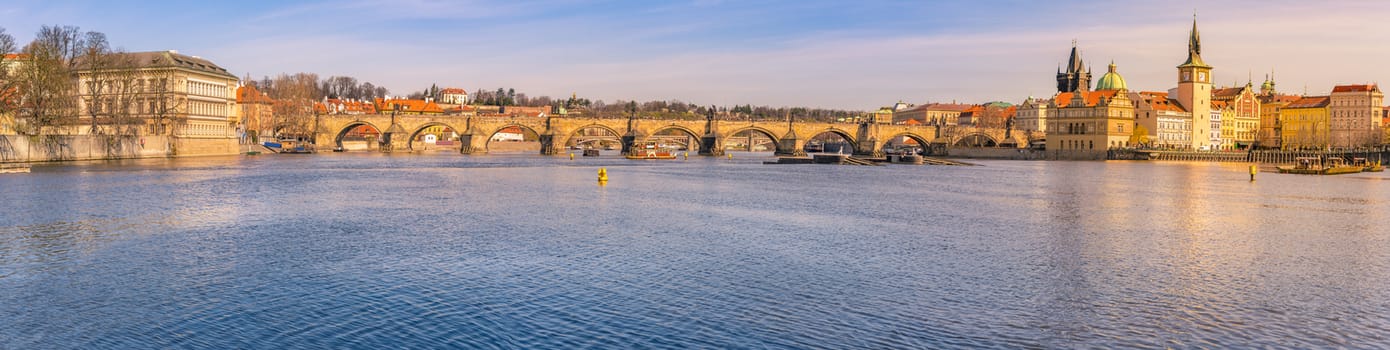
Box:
[2, 153, 1388, 348]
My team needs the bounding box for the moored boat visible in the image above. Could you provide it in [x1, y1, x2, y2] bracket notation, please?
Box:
[1276, 157, 1363, 175]
[625, 149, 677, 160]
[1352, 158, 1384, 172]
[0, 164, 30, 174]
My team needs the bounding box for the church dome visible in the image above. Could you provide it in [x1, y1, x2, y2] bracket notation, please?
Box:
[1095, 61, 1127, 91]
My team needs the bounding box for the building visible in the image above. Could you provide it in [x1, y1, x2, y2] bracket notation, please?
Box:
[1256, 77, 1299, 149]
[235, 83, 274, 143]
[1328, 84, 1384, 147]
[1211, 83, 1261, 149]
[440, 88, 469, 104]
[1173, 18, 1214, 151]
[75, 50, 240, 155]
[1056, 42, 1091, 93]
[1015, 96, 1050, 133]
[1280, 96, 1330, 149]
[1132, 91, 1193, 148]
[374, 97, 444, 115]
[316, 98, 377, 115]
[1045, 89, 1135, 151]
[891, 103, 973, 125]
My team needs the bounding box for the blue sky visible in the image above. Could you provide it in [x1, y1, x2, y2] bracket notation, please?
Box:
[3, 0, 1388, 110]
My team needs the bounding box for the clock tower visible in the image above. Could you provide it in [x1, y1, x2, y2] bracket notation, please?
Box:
[1176, 15, 1213, 150]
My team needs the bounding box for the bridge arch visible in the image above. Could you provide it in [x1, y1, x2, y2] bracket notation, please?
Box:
[566, 124, 623, 149]
[804, 128, 859, 153]
[881, 132, 933, 154]
[954, 133, 998, 147]
[406, 122, 461, 151]
[641, 125, 704, 152]
[333, 121, 383, 150]
[723, 126, 781, 152]
[485, 123, 543, 152]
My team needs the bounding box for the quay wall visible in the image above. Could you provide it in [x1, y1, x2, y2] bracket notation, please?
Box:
[0, 135, 238, 163]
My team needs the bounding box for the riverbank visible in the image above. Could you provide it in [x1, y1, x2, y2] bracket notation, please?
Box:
[0, 135, 239, 163]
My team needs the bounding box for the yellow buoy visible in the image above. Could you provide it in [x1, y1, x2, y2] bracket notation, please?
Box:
[683, 152, 688, 160]
[1249, 164, 1257, 181]
[727, 153, 733, 159]
[598, 168, 608, 182]
[570, 153, 575, 160]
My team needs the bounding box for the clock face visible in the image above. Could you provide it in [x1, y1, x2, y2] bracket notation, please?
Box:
[1198, 72, 1206, 82]
[1183, 72, 1191, 81]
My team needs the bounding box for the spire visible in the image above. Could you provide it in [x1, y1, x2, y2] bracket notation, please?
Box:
[1189, 12, 1201, 55]
[1178, 12, 1210, 69]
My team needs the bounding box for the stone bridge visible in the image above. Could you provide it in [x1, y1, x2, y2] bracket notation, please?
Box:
[310, 114, 1023, 156]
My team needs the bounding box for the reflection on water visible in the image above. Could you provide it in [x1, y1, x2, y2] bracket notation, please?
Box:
[2, 154, 1388, 348]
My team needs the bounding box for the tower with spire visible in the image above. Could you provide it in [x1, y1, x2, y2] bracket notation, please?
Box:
[1176, 13, 1213, 150]
[1056, 40, 1092, 93]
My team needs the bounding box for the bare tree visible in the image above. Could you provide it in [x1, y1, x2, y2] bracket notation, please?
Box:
[9, 25, 90, 135]
[267, 72, 320, 139]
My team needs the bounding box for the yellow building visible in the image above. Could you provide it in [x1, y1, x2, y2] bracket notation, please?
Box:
[1045, 89, 1135, 151]
[1280, 96, 1330, 150]
[892, 103, 973, 125]
[1214, 101, 1237, 149]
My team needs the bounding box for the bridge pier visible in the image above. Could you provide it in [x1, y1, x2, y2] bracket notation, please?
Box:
[620, 135, 637, 155]
[457, 133, 482, 154]
[776, 137, 806, 157]
[854, 137, 884, 158]
[538, 133, 560, 155]
[699, 135, 724, 156]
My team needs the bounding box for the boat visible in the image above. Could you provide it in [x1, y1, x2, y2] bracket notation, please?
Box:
[1276, 157, 1363, 175]
[583, 149, 601, 157]
[625, 143, 677, 160]
[1, 164, 30, 174]
[1352, 158, 1384, 172]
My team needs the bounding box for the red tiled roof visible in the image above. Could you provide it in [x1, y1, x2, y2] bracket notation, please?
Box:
[1332, 84, 1378, 93]
[1136, 92, 1188, 113]
[1285, 96, 1330, 109]
[440, 87, 468, 95]
[236, 85, 273, 104]
[1053, 90, 1122, 107]
[375, 98, 444, 114]
[1211, 100, 1229, 109]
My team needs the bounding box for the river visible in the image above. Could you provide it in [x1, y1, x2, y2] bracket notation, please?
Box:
[2, 152, 1388, 348]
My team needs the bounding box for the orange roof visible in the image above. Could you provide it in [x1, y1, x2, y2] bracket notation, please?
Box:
[1332, 84, 1378, 93]
[902, 118, 922, 125]
[1053, 90, 1121, 107]
[1211, 100, 1229, 109]
[375, 98, 444, 114]
[1259, 94, 1300, 104]
[236, 85, 273, 104]
[1136, 92, 1188, 113]
[1286, 96, 1330, 109]
[440, 88, 468, 95]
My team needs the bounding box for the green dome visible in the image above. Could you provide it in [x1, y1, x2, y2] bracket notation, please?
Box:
[1095, 61, 1127, 91]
